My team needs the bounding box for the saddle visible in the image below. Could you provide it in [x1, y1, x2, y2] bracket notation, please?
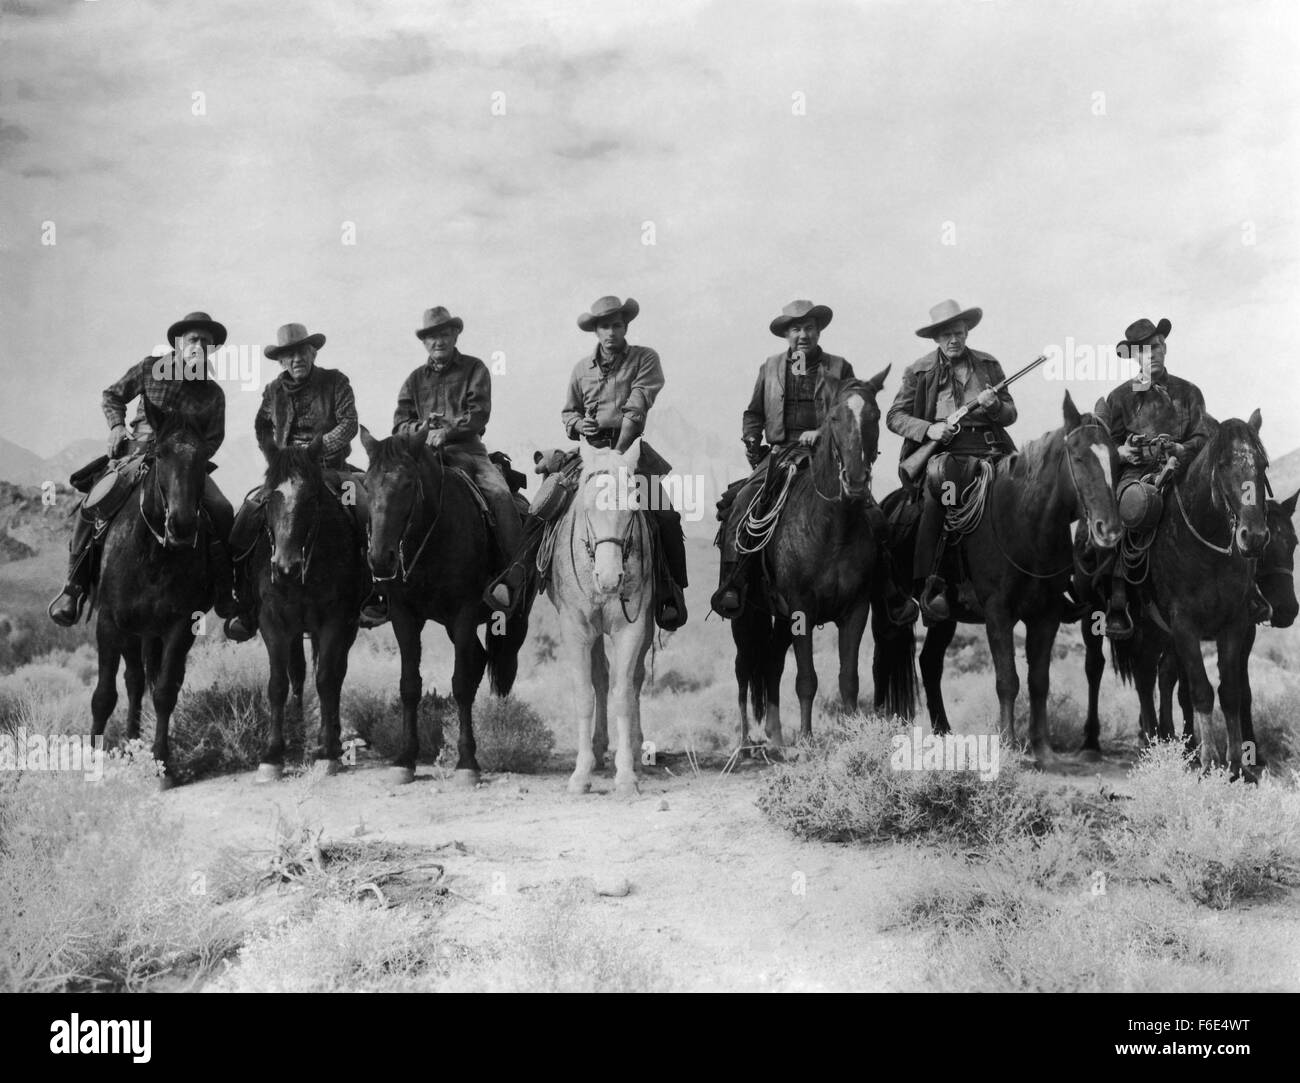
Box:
[713, 444, 810, 546]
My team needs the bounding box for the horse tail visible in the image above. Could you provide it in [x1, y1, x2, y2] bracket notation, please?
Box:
[485, 609, 527, 696]
[1109, 634, 1136, 686]
[142, 637, 164, 691]
[871, 608, 917, 719]
[732, 606, 771, 721]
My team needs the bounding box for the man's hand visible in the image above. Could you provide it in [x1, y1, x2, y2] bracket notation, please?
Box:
[974, 388, 999, 414]
[798, 430, 819, 446]
[926, 420, 956, 443]
[744, 439, 767, 467]
[577, 418, 600, 438]
[1118, 437, 1141, 465]
[425, 428, 448, 450]
[107, 424, 128, 458]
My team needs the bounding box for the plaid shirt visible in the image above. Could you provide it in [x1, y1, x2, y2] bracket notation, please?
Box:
[561, 344, 664, 439]
[392, 351, 492, 443]
[255, 365, 358, 467]
[102, 355, 225, 452]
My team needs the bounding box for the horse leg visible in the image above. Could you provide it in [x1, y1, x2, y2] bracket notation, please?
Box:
[1156, 649, 1178, 742]
[288, 632, 306, 733]
[608, 623, 649, 796]
[564, 619, 598, 794]
[258, 624, 290, 782]
[313, 621, 353, 770]
[1216, 627, 1251, 782]
[1239, 624, 1258, 763]
[791, 615, 818, 741]
[1131, 634, 1162, 749]
[1172, 622, 1217, 771]
[920, 620, 956, 736]
[984, 602, 1020, 747]
[1023, 616, 1059, 766]
[591, 638, 610, 771]
[390, 605, 423, 784]
[836, 599, 870, 714]
[91, 618, 122, 745]
[764, 617, 794, 747]
[122, 636, 145, 742]
[448, 610, 488, 784]
[733, 618, 752, 751]
[631, 634, 650, 760]
[1080, 617, 1105, 757]
[1178, 656, 1196, 751]
[151, 622, 196, 788]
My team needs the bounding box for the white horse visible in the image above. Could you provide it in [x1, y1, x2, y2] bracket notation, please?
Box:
[548, 438, 655, 796]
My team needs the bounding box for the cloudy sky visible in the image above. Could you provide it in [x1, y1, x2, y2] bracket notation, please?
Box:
[1, 0, 1296, 495]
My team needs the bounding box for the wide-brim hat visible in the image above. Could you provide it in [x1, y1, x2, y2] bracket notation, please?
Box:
[915, 299, 982, 339]
[1116, 317, 1172, 355]
[770, 299, 832, 337]
[166, 311, 227, 348]
[264, 322, 326, 359]
[578, 296, 639, 332]
[415, 306, 464, 339]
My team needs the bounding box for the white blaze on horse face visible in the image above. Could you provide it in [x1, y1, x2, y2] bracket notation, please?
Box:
[1091, 444, 1112, 491]
[846, 394, 865, 424]
[272, 477, 303, 564]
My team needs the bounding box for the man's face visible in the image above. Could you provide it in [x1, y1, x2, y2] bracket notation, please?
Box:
[1134, 333, 1167, 378]
[423, 327, 460, 362]
[176, 330, 216, 372]
[935, 323, 968, 359]
[595, 317, 627, 353]
[785, 318, 820, 353]
[280, 343, 316, 382]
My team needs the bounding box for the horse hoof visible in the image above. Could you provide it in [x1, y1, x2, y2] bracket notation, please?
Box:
[567, 777, 592, 795]
[615, 780, 640, 798]
[452, 768, 480, 788]
[255, 763, 283, 784]
[157, 774, 177, 793]
[387, 766, 416, 786]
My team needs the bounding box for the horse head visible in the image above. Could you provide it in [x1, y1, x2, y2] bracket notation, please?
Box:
[359, 423, 428, 582]
[815, 366, 888, 501]
[143, 397, 212, 549]
[578, 438, 644, 595]
[261, 434, 327, 583]
[1202, 410, 1270, 558]
[1062, 392, 1121, 549]
[1260, 488, 1299, 627]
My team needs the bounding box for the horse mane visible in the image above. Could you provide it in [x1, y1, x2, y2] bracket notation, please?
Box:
[367, 434, 423, 472]
[264, 443, 326, 493]
[999, 426, 1062, 484]
[833, 378, 873, 405]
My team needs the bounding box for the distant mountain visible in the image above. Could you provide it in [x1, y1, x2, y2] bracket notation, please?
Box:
[42, 438, 105, 484]
[0, 437, 48, 487]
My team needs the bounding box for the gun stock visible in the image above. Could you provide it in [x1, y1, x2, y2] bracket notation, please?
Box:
[899, 438, 940, 486]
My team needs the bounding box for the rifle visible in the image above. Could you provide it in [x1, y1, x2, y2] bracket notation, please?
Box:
[898, 353, 1049, 486]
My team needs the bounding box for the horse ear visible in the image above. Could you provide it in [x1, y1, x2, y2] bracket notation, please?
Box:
[1249, 408, 1262, 433]
[865, 364, 891, 394]
[622, 437, 643, 473]
[1282, 488, 1300, 516]
[1093, 397, 1107, 417]
[1062, 390, 1082, 433]
[358, 424, 378, 457]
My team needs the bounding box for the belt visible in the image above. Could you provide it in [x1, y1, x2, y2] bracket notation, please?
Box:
[946, 426, 1007, 455]
[585, 427, 621, 448]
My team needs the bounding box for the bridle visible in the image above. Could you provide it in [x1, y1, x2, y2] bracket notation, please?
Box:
[569, 468, 651, 622]
[1174, 454, 1270, 558]
[366, 461, 445, 584]
[810, 407, 877, 504]
[138, 454, 205, 549]
[265, 481, 324, 585]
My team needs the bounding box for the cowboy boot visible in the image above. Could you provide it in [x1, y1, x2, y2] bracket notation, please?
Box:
[912, 493, 949, 623]
[209, 538, 238, 620]
[865, 506, 918, 625]
[484, 561, 530, 615]
[1105, 576, 1133, 640]
[711, 560, 744, 618]
[919, 575, 950, 624]
[653, 507, 688, 630]
[222, 558, 258, 642]
[48, 512, 96, 627]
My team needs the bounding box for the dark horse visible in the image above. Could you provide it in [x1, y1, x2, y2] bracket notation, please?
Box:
[729, 370, 892, 746]
[872, 393, 1121, 764]
[359, 424, 528, 784]
[250, 436, 370, 781]
[90, 400, 222, 787]
[1080, 413, 1270, 779]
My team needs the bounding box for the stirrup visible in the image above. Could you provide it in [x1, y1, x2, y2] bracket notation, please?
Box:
[48, 589, 87, 628]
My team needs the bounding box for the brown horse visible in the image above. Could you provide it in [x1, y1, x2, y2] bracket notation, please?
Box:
[359, 424, 528, 784]
[90, 400, 223, 787]
[872, 393, 1121, 764]
[727, 370, 892, 747]
[1089, 413, 1271, 779]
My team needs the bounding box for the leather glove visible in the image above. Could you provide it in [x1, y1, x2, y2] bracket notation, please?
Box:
[744, 440, 768, 468]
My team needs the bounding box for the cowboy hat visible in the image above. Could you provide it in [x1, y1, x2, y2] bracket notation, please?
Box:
[166, 311, 227, 348]
[577, 296, 639, 332]
[770, 299, 832, 337]
[415, 306, 464, 340]
[1116, 317, 1172, 355]
[915, 299, 982, 339]
[263, 322, 327, 359]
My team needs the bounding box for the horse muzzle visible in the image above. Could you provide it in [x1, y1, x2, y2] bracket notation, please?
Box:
[1237, 523, 1270, 558]
[1089, 518, 1121, 549]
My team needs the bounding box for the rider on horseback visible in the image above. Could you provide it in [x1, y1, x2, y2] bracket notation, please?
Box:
[359, 306, 525, 627]
[712, 299, 915, 622]
[1092, 316, 1267, 637]
[224, 322, 363, 642]
[886, 299, 1018, 624]
[48, 311, 237, 627]
[485, 295, 689, 631]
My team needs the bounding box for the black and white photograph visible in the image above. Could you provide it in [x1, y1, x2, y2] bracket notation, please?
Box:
[1, 0, 1297, 1025]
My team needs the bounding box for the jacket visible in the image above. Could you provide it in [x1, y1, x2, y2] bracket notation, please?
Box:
[742, 350, 855, 446]
[254, 365, 358, 468]
[886, 348, 1017, 462]
[392, 351, 492, 444]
